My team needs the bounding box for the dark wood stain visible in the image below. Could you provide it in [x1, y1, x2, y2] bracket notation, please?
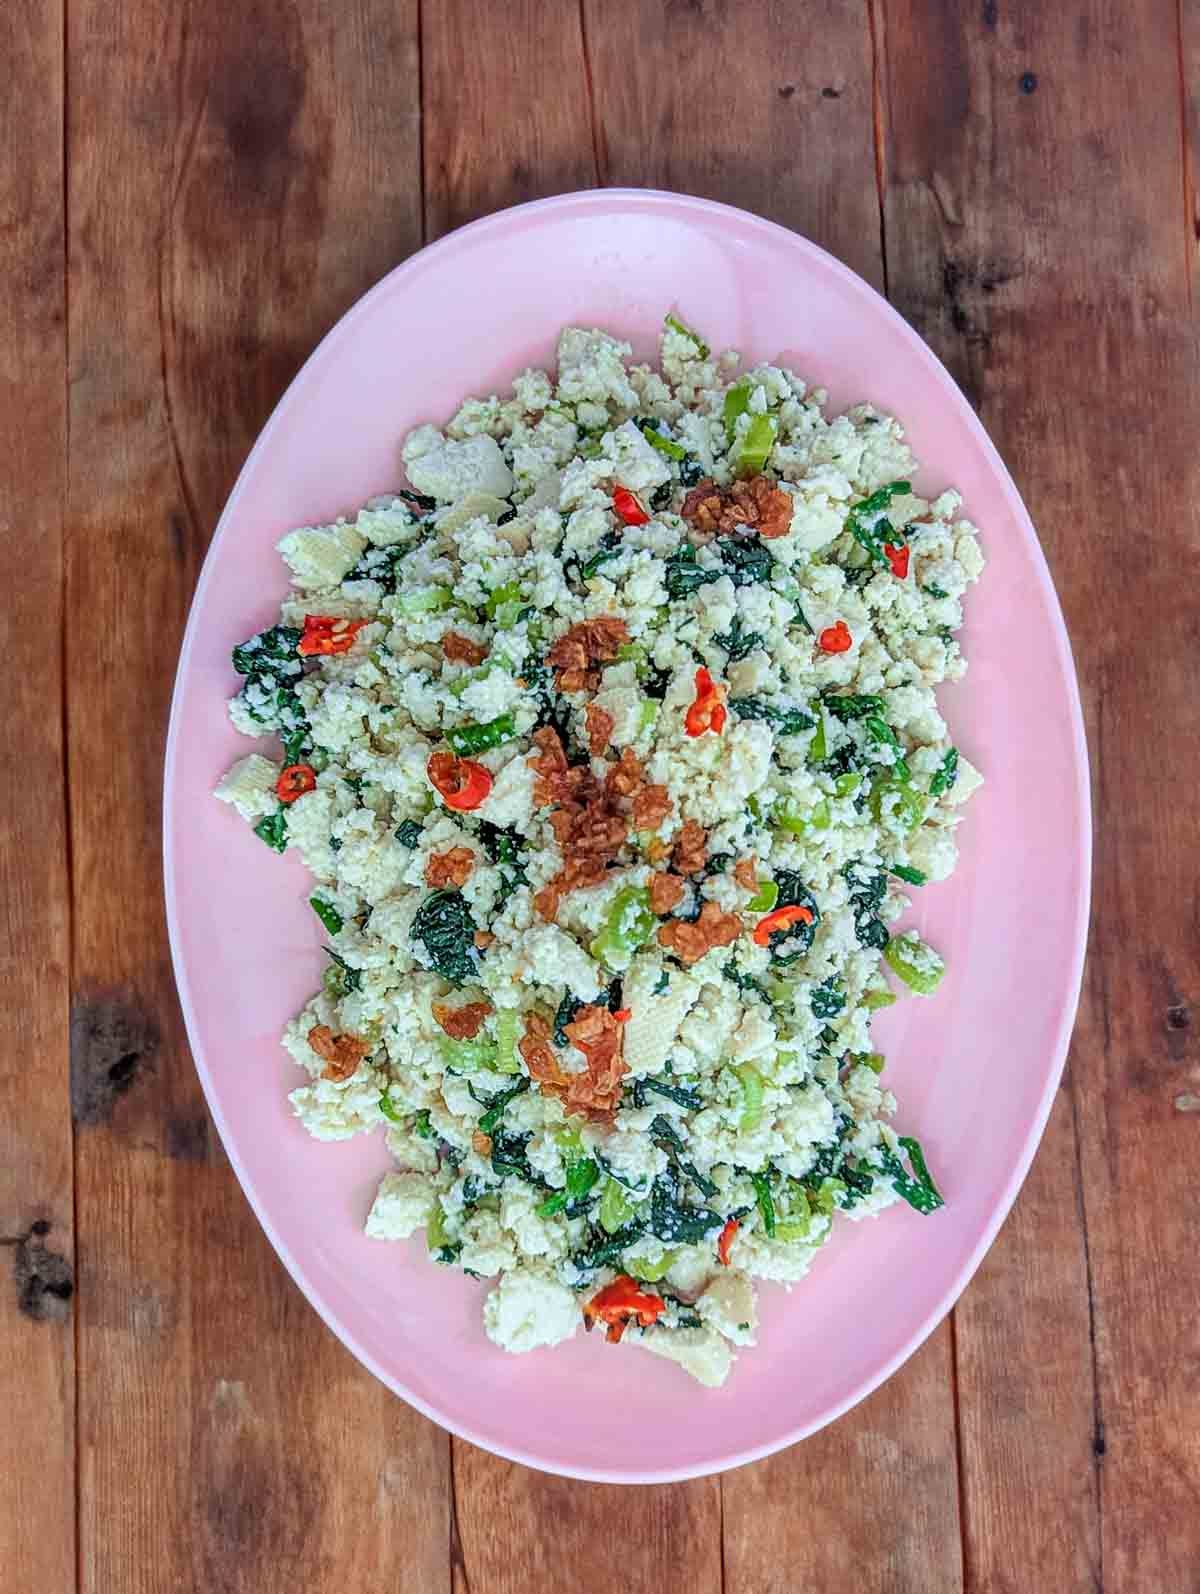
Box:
[69, 988, 161, 1126]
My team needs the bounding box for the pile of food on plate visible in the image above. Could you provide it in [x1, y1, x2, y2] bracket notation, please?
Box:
[214, 314, 983, 1386]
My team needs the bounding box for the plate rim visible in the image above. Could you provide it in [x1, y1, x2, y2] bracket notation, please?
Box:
[163, 186, 1092, 1483]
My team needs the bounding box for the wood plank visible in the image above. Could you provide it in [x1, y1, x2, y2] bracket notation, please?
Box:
[451, 1445, 721, 1594]
[421, 0, 598, 239]
[421, 5, 723, 1580]
[579, 3, 965, 1582]
[582, 0, 887, 290]
[0, 4, 74, 1590]
[881, 4, 1200, 1589]
[66, 4, 448, 1590]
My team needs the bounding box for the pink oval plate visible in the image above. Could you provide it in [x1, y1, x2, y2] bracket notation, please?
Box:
[164, 189, 1090, 1483]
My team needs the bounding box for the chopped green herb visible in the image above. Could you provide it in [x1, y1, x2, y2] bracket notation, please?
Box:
[713, 615, 765, 661]
[844, 481, 911, 565]
[924, 582, 949, 600]
[811, 977, 846, 1018]
[843, 860, 890, 951]
[729, 696, 815, 735]
[879, 1136, 945, 1214]
[395, 819, 423, 848]
[664, 313, 709, 357]
[322, 947, 362, 997]
[378, 1091, 403, 1123]
[479, 1077, 532, 1138]
[412, 1109, 434, 1139]
[253, 808, 288, 853]
[411, 890, 478, 985]
[309, 895, 343, 935]
[635, 417, 687, 461]
[929, 747, 959, 797]
[890, 863, 927, 886]
[750, 1170, 776, 1238]
[716, 535, 774, 587]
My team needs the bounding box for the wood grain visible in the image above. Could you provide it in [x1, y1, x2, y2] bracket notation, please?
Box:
[65, 4, 447, 1591]
[421, 0, 599, 239]
[582, 0, 887, 291]
[0, 4, 74, 1590]
[881, 3, 1200, 1590]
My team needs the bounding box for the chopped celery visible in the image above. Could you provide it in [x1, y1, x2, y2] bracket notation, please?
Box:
[835, 772, 861, 797]
[774, 1185, 813, 1242]
[484, 580, 523, 618]
[750, 1170, 776, 1237]
[437, 1034, 497, 1072]
[871, 778, 926, 833]
[378, 1090, 403, 1123]
[809, 1176, 845, 1216]
[863, 987, 898, 1011]
[398, 585, 454, 614]
[555, 1122, 586, 1159]
[629, 1247, 680, 1282]
[664, 313, 709, 357]
[493, 600, 525, 629]
[445, 712, 516, 756]
[598, 1177, 636, 1234]
[448, 663, 500, 698]
[884, 932, 946, 995]
[734, 1062, 766, 1131]
[590, 885, 656, 970]
[537, 1156, 600, 1217]
[723, 380, 752, 439]
[736, 413, 777, 476]
[412, 1109, 434, 1139]
[891, 863, 927, 886]
[855, 1052, 886, 1074]
[639, 422, 686, 461]
[493, 1010, 522, 1074]
[638, 699, 660, 733]
[776, 798, 829, 835]
[746, 880, 779, 913]
[617, 641, 646, 663]
[806, 712, 828, 765]
[426, 1201, 450, 1253]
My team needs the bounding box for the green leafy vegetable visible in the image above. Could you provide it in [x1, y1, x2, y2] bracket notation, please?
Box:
[811, 977, 846, 1018]
[844, 481, 911, 564]
[478, 1077, 532, 1138]
[890, 863, 927, 886]
[878, 1136, 945, 1214]
[732, 1062, 765, 1131]
[445, 713, 517, 757]
[843, 860, 890, 950]
[750, 1170, 776, 1237]
[649, 1167, 722, 1245]
[924, 582, 949, 600]
[231, 625, 311, 763]
[664, 313, 709, 356]
[395, 819, 423, 848]
[378, 1091, 403, 1123]
[929, 747, 959, 797]
[716, 535, 774, 587]
[630, 1074, 703, 1111]
[411, 890, 478, 985]
[762, 872, 820, 963]
[412, 1109, 433, 1138]
[713, 615, 765, 661]
[580, 537, 623, 579]
[310, 896, 343, 935]
[884, 932, 946, 995]
[635, 417, 687, 461]
[729, 696, 815, 735]
[823, 693, 886, 721]
[253, 808, 288, 853]
[664, 544, 711, 600]
[537, 1157, 600, 1217]
[322, 947, 362, 998]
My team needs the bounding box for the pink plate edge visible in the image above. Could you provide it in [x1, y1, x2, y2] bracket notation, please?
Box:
[162, 187, 1093, 1484]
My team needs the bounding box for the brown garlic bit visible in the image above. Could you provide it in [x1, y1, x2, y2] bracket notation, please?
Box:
[425, 846, 476, 889]
[431, 1000, 492, 1041]
[585, 702, 616, 757]
[441, 631, 488, 666]
[648, 871, 687, 916]
[733, 856, 759, 892]
[680, 474, 794, 541]
[307, 1024, 369, 1082]
[656, 900, 743, 965]
[672, 818, 708, 876]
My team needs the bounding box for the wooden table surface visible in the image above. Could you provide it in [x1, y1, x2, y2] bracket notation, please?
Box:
[3, 2, 1197, 1589]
